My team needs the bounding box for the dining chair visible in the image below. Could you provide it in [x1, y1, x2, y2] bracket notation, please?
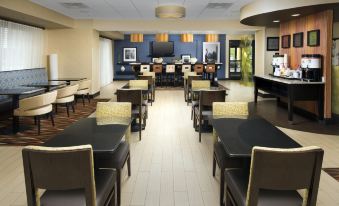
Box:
[183, 71, 196, 102]
[96, 102, 132, 206]
[165, 64, 176, 87]
[75, 80, 91, 106]
[206, 64, 216, 80]
[194, 63, 204, 75]
[186, 75, 202, 105]
[152, 64, 163, 87]
[191, 80, 210, 121]
[22, 145, 117, 206]
[212, 102, 249, 206]
[194, 90, 226, 142]
[225, 146, 324, 206]
[54, 84, 79, 117]
[117, 89, 146, 141]
[138, 75, 155, 105]
[13, 91, 57, 135]
[140, 65, 150, 73]
[129, 80, 149, 117]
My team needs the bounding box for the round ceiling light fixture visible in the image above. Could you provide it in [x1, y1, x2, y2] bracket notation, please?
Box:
[273, 20, 280, 23]
[155, 5, 186, 19]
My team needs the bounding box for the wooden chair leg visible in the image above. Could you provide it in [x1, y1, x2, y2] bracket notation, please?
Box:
[127, 153, 131, 176]
[139, 115, 142, 141]
[50, 112, 55, 126]
[213, 154, 216, 177]
[117, 169, 121, 206]
[55, 104, 58, 114]
[37, 116, 41, 135]
[220, 169, 225, 206]
[87, 93, 90, 103]
[71, 101, 75, 113]
[82, 94, 85, 106]
[66, 103, 70, 117]
[34, 116, 37, 125]
[199, 116, 202, 142]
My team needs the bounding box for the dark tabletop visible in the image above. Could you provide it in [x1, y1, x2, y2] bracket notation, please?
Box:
[210, 117, 301, 157]
[121, 83, 149, 91]
[44, 118, 131, 153]
[22, 81, 67, 88]
[0, 87, 45, 95]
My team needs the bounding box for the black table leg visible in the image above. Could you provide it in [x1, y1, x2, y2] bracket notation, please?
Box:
[254, 85, 258, 104]
[287, 86, 294, 124]
[318, 86, 324, 122]
[12, 95, 20, 133]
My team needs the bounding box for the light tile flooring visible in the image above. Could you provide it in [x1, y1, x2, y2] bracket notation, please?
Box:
[0, 81, 339, 206]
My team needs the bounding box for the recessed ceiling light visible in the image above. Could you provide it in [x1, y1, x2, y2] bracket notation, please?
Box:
[291, 13, 300, 17]
[273, 20, 280, 23]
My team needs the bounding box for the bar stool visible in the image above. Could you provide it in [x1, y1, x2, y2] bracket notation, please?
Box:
[165, 64, 175, 87]
[181, 64, 192, 86]
[140, 64, 150, 74]
[206, 64, 216, 81]
[152, 64, 163, 87]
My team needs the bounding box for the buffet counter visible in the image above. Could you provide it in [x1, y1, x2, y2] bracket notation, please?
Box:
[254, 74, 325, 123]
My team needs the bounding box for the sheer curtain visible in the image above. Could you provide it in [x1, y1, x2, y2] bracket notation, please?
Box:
[100, 37, 113, 87]
[0, 19, 44, 71]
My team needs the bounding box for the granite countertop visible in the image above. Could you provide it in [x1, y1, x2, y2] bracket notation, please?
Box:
[254, 74, 325, 85]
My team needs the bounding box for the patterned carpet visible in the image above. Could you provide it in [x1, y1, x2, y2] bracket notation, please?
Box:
[323, 168, 339, 182]
[0, 99, 109, 146]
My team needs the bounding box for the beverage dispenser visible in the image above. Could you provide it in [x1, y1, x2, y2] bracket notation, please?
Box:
[300, 54, 322, 82]
[272, 54, 284, 75]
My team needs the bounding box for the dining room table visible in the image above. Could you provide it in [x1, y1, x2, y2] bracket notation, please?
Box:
[48, 77, 86, 85]
[22, 81, 67, 92]
[0, 87, 46, 133]
[44, 117, 132, 161]
[210, 115, 301, 168]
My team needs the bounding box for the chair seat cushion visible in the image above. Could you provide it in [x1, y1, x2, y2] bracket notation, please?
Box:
[94, 141, 130, 169]
[55, 95, 74, 104]
[40, 169, 116, 206]
[225, 169, 302, 206]
[75, 88, 90, 95]
[14, 104, 52, 117]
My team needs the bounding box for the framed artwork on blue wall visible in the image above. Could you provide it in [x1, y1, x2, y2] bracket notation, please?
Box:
[203, 42, 220, 63]
[123, 47, 137, 62]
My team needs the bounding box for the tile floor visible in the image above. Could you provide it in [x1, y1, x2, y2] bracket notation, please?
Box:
[0, 81, 338, 206]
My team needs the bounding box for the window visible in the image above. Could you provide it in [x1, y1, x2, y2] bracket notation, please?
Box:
[0, 20, 44, 71]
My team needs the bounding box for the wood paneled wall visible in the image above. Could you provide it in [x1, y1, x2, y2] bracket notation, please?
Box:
[279, 10, 333, 119]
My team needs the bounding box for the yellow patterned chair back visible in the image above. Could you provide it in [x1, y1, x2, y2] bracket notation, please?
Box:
[129, 80, 148, 88]
[212, 102, 248, 142]
[192, 80, 210, 89]
[143, 71, 155, 79]
[184, 71, 197, 80]
[96, 102, 132, 142]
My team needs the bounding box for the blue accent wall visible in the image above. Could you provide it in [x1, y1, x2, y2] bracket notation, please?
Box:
[114, 34, 226, 80]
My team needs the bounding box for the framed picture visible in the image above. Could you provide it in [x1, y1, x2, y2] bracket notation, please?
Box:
[181, 54, 191, 63]
[307, 30, 320, 47]
[123, 47, 137, 62]
[293, 32, 303, 48]
[266, 37, 279, 51]
[281, 35, 291, 48]
[203, 42, 220, 63]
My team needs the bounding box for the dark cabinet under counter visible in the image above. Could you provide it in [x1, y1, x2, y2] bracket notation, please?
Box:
[254, 75, 324, 123]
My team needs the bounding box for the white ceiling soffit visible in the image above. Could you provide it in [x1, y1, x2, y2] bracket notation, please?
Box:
[30, 0, 254, 20]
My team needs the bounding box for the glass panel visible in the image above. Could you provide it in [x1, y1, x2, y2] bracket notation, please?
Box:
[236, 48, 241, 60]
[230, 48, 236, 61]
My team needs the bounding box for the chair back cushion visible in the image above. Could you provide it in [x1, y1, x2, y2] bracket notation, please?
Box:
[166, 65, 175, 73]
[96, 102, 131, 118]
[129, 80, 148, 88]
[22, 145, 96, 206]
[192, 80, 210, 89]
[187, 75, 202, 87]
[206, 64, 216, 73]
[152, 64, 163, 73]
[117, 89, 142, 105]
[199, 90, 226, 107]
[143, 71, 155, 78]
[184, 71, 197, 79]
[182, 65, 192, 73]
[212, 102, 248, 116]
[246, 146, 324, 206]
[57, 84, 79, 99]
[194, 64, 204, 73]
[140, 65, 150, 73]
[19, 91, 57, 111]
[78, 80, 91, 90]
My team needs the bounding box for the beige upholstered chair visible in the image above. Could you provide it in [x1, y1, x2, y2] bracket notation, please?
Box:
[140, 65, 150, 73]
[183, 72, 197, 101]
[54, 84, 79, 117]
[212, 102, 248, 205]
[129, 80, 148, 88]
[14, 91, 57, 135]
[95, 102, 132, 205]
[96, 102, 132, 142]
[139, 75, 155, 105]
[22, 145, 116, 206]
[225, 146, 324, 206]
[165, 64, 176, 86]
[191, 80, 211, 121]
[142, 71, 156, 79]
[75, 80, 91, 106]
[182, 64, 192, 73]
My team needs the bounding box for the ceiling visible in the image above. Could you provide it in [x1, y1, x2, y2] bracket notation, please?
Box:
[30, 0, 253, 20]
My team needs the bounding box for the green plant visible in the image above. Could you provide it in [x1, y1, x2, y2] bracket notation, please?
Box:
[240, 35, 253, 86]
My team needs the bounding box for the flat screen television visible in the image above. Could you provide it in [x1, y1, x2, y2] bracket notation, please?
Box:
[150, 41, 174, 57]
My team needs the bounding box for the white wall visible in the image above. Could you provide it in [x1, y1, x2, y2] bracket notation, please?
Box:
[255, 29, 265, 75]
[264, 27, 280, 74]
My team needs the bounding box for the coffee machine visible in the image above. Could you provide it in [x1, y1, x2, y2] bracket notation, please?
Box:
[272, 54, 284, 75]
[300, 54, 322, 82]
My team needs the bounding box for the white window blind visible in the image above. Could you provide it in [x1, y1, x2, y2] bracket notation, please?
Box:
[100, 37, 113, 87]
[0, 20, 44, 71]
